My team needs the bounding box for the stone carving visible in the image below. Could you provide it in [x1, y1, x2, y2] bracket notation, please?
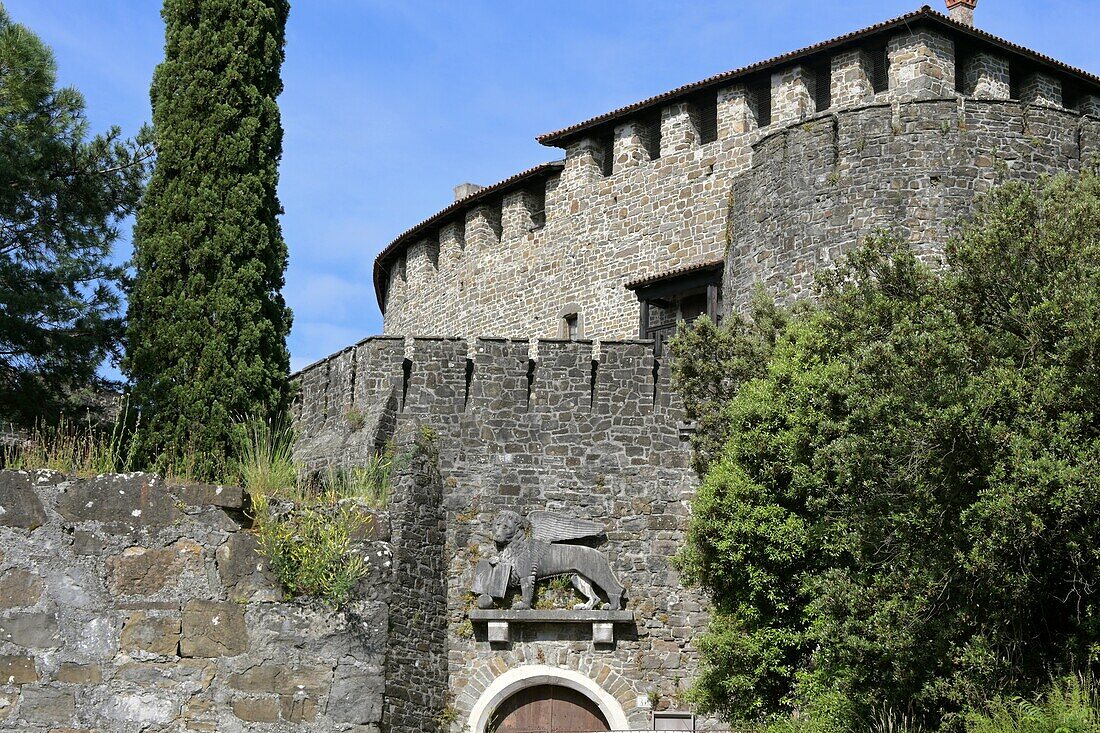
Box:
[472, 510, 625, 611]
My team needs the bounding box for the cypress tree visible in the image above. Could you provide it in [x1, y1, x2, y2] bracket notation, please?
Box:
[126, 0, 292, 480]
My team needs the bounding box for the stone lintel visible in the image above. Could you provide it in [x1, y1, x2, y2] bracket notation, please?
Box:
[468, 610, 634, 623]
[470, 609, 634, 647]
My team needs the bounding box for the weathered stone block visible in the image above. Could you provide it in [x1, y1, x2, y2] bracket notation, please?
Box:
[18, 686, 75, 725]
[281, 694, 318, 723]
[54, 662, 102, 684]
[0, 472, 48, 529]
[106, 539, 203, 595]
[120, 612, 181, 656]
[0, 569, 44, 609]
[215, 532, 279, 601]
[327, 664, 384, 724]
[170, 481, 245, 510]
[228, 662, 332, 696]
[179, 601, 248, 657]
[232, 697, 279, 723]
[56, 473, 184, 528]
[0, 613, 60, 648]
[0, 655, 37, 684]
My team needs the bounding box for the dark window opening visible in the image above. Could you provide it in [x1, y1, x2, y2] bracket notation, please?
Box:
[871, 46, 890, 94]
[955, 51, 969, 94]
[1009, 61, 1023, 100]
[528, 185, 546, 230]
[564, 313, 579, 340]
[640, 112, 662, 160]
[697, 92, 719, 144]
[598, 130, 615, 177]
[751, 79, 772, 127]
[814, 63, 832, 111]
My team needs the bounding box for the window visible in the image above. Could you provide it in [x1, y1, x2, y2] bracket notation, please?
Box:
[598, 130, 615, 177]
[814, 63, 832, 111]
[529, 186, 546, 230]
[563, 313, 579, 340]
[871, 45, 890, 94]
[640, 111, 662, 160]
[751, 79, 772, 127]
[697, 93, 718, 144]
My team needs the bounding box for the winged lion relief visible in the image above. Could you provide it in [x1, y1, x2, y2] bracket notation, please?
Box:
[471, 510, 625, 611]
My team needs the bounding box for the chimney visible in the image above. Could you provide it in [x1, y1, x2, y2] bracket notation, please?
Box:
[453, 182, 484, 201]
[946, 0, 977, 26]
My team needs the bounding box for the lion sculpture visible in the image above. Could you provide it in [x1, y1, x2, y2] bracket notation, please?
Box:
[471, 510, 625, 611]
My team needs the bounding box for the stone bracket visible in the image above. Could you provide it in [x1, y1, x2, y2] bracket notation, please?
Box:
[468, 610, 634, 648]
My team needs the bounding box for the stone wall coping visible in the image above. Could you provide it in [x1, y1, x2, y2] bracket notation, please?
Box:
[468, 609, 634, 623]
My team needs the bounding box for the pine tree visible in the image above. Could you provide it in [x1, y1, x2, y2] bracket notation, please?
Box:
[126, 0, 292, 480]
[0, 6, 150, 425]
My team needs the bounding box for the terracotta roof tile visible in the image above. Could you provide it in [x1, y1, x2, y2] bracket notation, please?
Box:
[625, 260, 724, 291]
[536, 6, 1100, 147]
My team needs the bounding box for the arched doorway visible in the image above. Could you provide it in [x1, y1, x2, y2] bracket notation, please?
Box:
[466, 665, 631, 733]
[491, 684, 610, 732]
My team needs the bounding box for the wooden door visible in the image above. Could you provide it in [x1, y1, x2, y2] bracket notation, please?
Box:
[491, 684, 611, 733]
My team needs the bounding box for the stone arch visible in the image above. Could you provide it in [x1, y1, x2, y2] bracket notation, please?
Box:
[465, 664, 631, 733]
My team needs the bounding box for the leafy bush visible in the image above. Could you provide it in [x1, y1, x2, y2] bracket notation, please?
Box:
[254, 503, 370, 607]
[676, 174, 1100, 726]
[965, 676, 1100, 733]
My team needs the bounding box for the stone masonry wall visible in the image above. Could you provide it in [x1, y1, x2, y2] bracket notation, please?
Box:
[725, 99, 1100, 306]
[379, 24, 1100, 341]
[293, 337, 712, 731]
[0, 467, 437, 732]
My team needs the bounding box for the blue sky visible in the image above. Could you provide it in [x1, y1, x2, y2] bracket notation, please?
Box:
[6, 0, 1099, 371]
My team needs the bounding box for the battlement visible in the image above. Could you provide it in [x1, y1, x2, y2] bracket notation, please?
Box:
[374, 11, 1100, 344]
[292, 336, 683, 469]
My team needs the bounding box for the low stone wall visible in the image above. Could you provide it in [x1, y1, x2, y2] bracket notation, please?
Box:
[0, 470, 393, 732]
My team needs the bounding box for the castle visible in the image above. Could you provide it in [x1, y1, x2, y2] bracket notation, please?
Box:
[289, 3, 1100, 731]
[5, 4, 1097, 733]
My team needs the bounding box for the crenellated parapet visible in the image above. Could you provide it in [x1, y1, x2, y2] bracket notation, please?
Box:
[374, 6, 1100, 344]
[292, 336, 684, 470]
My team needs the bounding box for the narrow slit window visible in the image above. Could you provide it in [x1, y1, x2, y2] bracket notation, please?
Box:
[697, 93, 718, 144]
[598, 131, 615, 176]
[871, 46, 889, 94]
[814, 63, 832, 111]
[752, 80, 772, 127]
[640, 112, 662, 160]
[563, 313, 579, 340]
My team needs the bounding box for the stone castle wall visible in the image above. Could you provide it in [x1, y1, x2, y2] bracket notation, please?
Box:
[378, 24, 1100, 340]
[0, 463, 440, 733]
[292, 337, 712, 731]
[726, 98, 1100, 305]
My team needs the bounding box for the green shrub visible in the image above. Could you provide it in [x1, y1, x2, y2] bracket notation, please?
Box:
[254, 503, 370, 607]
[964, 676, 1100, 733]
[2, 398, 137, 476]
[235, 414, 297, 500]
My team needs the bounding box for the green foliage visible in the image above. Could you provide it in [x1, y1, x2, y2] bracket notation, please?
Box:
[237, 416, 400, 606]
[670, 287, 793, 475]
[126, 0, 293, 481]
[254, 503, 369, 607]
[0, 8, 151, 425]
[965, 676, 1100, 733]
[678, 174, 1100, 727]
[1, 400, 137, 476]
[235, 414, 296, 500]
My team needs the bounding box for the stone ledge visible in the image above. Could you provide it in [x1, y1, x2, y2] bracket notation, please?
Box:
[469, 610, 634, 645]
[468, 609, 634, 623]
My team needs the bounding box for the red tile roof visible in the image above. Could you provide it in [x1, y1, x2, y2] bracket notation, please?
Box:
[536, 5, 1100, 147]
[625, 260, 725, 291]
[373, 161, 564, 311]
